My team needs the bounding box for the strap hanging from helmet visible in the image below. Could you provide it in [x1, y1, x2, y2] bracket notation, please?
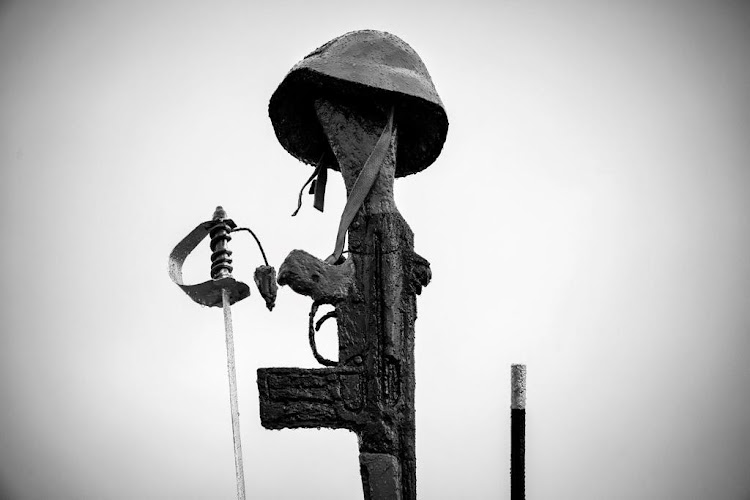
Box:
[291, 153, 328, 216]
[312, 161, 327, 211]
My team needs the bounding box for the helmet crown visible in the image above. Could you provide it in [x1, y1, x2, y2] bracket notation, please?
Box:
[269, 30, 448, 177]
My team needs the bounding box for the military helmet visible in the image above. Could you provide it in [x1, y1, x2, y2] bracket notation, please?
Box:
[269, 29, 448, 178]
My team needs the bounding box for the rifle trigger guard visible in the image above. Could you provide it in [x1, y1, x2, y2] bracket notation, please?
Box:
[309, 301, 338, 366]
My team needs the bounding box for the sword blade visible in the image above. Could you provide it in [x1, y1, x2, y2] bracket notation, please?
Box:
[222, 288, 246, 500]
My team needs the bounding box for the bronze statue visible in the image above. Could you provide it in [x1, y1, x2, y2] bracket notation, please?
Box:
[258, 30, 448, 499]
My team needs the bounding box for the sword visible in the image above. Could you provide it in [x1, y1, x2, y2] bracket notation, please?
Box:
[168, 206, 277, 499]
[210, 207, 246, 500]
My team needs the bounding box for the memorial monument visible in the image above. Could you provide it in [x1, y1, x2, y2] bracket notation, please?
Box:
[257, 29, 448, 500]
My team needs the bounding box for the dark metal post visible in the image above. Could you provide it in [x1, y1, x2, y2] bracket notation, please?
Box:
[511, 364, 526, 500]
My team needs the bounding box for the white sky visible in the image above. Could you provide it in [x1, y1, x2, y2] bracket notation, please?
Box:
[1, 1, 749, 499]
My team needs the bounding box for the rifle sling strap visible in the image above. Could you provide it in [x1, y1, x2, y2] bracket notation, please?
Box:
[325, 107, 394, 265]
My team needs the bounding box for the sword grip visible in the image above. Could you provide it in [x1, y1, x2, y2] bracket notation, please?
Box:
[210, 206, 233, 279]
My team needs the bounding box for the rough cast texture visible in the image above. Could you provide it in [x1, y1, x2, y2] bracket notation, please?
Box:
[511, 364, 526, 410]
[258, 96, 430, 500]
[268, 29, 448, 178]
[277, 249, 355, 303]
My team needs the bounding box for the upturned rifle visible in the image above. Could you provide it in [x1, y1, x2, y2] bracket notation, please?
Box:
[259, 96, 432, 499]
[259, 30, 447, 500]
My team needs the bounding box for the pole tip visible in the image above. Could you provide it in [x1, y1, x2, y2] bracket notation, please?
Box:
[511, 364, 526, 410]
[213, 206, 228, 220]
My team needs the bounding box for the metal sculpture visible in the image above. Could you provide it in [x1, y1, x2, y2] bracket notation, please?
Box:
[258, 30, 448, 499]
[168, 206, 276, 500]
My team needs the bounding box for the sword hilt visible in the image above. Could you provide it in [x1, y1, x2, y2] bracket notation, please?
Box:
[169, 205, 277, 309]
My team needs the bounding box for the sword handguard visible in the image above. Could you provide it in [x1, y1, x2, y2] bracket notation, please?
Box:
[168, 217, 250, 307]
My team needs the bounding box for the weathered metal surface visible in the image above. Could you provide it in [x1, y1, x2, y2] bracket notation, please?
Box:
[169, 207, 255, 500]
[268, 29, 448, 178]
[260, 30, 445, 499]
[511, 364, 526, 410]
[258, 94, 433, 499]
[168, 209, 278, 309]
[169, 207, 281, 500]
[277, 249, 355, 303]
[253, 265, 278, 311]
[168, 216, 250, 307]
[210, 211, 235, 280]
[360, 453, 403, 500]
[325, 106, 394, 264]
[258, 367, 364, 429]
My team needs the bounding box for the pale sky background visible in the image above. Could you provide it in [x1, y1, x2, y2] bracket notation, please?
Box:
[1, 1, 749, 499]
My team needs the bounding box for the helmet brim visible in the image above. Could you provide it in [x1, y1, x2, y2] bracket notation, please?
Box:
[268, 34, 448, 178]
